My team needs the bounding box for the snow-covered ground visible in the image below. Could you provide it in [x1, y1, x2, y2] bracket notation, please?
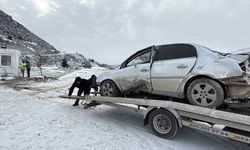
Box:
[0, 67, 249, 150]
[29, 66, 69, 78]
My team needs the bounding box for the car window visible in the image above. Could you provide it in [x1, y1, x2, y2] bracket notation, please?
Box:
[154, 44, 197, 61]
[126, 51, 151, 67]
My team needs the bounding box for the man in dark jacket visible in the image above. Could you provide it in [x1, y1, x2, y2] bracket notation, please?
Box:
[68, 75, 98, 106]
[25, 56, 31, 78]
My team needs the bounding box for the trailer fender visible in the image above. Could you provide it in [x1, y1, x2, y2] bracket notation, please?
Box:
[144, 107, 182, 127]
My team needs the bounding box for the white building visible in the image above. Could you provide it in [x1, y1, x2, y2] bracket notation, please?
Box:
[0, 47, 21, 77]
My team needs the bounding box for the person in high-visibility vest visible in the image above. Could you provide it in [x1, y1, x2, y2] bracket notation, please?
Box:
[20, 60, 27, 78]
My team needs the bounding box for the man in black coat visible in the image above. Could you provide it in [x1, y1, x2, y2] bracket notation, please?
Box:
[68, 75, 98, 106]
[25, 56, 31, 78]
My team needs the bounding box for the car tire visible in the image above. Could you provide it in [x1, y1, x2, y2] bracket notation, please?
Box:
[148, 109, 179, 138]
[186, 78, 224, 108]
[100, 80, 119, 97]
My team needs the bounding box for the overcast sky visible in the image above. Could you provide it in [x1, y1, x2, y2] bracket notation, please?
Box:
[0, 0, 250, 64]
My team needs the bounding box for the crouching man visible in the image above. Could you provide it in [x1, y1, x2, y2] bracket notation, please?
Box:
[68, 75, 98, 106]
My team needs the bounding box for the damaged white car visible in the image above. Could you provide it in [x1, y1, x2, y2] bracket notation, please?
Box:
[97, 43, 250, 108]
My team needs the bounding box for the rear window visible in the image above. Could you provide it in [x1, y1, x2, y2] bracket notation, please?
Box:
[154, 44, 197, 61]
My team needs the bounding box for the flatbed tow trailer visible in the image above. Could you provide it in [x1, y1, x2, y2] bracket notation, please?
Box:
[60, 95, 250, 145]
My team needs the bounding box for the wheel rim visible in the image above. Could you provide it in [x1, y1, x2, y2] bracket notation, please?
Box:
[101, 82, 114, 96]
[153, 114, 172, 134]
[191, 83, 217, 106]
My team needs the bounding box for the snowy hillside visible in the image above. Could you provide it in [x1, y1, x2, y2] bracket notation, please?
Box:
[0, 10, 58, 55]
[0, 9, 111, 69]
[0, 67, 249, 150]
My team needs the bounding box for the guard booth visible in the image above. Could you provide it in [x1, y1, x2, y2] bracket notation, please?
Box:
[0, 45, 21, 77]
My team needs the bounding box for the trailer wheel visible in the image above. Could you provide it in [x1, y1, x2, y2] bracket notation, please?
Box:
[100, 80, 119, 97]
[148, 109, 178, 138]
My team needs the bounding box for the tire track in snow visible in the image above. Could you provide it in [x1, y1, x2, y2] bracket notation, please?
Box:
[27, 85, 69, 96]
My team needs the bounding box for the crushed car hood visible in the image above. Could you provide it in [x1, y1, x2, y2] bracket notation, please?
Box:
[227, 53, 249, 63]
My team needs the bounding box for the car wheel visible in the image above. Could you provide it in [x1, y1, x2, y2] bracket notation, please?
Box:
[187, 78, 224, 108]
[148, 109, 179, 138]
[100, 80, 119, 97]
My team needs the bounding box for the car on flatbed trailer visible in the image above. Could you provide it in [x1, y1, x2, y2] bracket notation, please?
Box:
[97, 43, 250, 108]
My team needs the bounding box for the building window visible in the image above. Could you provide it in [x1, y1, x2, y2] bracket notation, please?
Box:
[1, 55, 11, 66]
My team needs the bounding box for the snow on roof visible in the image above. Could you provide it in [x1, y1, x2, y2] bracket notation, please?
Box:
[0, 48, 21, 54]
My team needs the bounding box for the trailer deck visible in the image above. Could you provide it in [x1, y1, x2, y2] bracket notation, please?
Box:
[60, 95, 250, 144]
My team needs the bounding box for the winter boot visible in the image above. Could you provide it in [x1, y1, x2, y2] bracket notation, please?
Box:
[72, 100, 79, 106]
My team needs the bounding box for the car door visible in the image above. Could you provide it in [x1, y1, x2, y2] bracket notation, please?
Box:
[117, 49, 152, 92]
[151, 44, 197, 94]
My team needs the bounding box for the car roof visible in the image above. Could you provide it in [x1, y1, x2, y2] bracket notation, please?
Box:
[155, 43, 226, 54]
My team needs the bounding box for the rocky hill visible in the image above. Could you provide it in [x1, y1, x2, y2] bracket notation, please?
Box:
[0, 10, 59, 55]
[0, 9, 112, 69]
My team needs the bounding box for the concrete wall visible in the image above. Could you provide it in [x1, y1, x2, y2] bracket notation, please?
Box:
[0, 48, 21, 77]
